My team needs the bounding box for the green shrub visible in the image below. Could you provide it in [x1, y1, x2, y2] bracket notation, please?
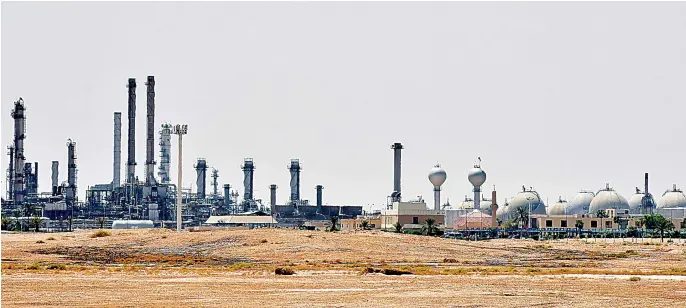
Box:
[403, 229, 423, 235]
[629, 276, 641, 281]
[46, 263, 67, 270]
[25, 263, 42, 270]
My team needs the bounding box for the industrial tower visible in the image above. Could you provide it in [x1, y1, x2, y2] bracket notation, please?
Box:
[195, 158, 208, 200]
[12, 98, 26, 206]
[158, 123, 172, 184]
[289, 159, 301, 204]
[126, 78, 137, 184]
[390, 142, 403, 203]
[145, 76, 157, 186]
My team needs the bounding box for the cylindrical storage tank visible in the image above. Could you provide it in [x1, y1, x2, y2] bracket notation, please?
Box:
[658, 184, 686, 209]
[506, 187, 546, 217]
[588, 184, 630, 214]
[111, 220, 154, 229]
[547, 197, 569, 215]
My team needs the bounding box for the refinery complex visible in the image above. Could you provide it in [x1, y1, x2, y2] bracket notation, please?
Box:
[2, 76, 685, 232]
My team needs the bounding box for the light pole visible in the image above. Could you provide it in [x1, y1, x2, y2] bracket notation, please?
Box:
[172, 124, 188, 231]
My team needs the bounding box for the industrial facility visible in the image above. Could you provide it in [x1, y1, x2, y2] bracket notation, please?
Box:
[2, 77, 684, 234]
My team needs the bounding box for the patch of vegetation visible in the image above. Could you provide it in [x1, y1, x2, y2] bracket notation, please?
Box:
[443, 258, 458, 263]
[629, 276, 641, 281]
[381, 268, 413, 275]
[25, 262, 42, 270]
[161, 235, 167, 239]
[46, 263, 67, 270]
[259, 239, 268, 243]
[46, 236, 56, 241]
[89, 230, 112, 238]
[275, 267, 295, 275]
[35, 240, 45, 244]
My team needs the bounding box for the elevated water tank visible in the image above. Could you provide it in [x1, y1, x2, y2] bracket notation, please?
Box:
[658, 184, 686, 209]
[588, 184, 629, 214]
[428, 164, 447, 187]
[468, 166, 486, 188]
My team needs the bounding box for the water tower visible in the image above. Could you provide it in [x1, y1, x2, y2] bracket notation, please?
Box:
[428, 164, 447, 211]
[468, 158, 486, 210]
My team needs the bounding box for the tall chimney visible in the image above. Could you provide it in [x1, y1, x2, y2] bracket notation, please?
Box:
[51, 161, 59, 195]
[242, 158, 255, 201]
[316, 185, 324, 211]
[288, 159, 301, 203]
[223, 184, 231, 208]
[269, 184, 277, 208]
[7, 145, 14, 200]
[33, 162, 38, 195]
[195, 158, 207, 199]
[491, 188, 498, 228]
[112, 112, 121, 188]
[391, 143, 403, 202]
[66, 139, 77, 207]
[158, 123, 172, 184]
[126, 78, 136, 184]
[145, 76, 156, 185]
[12, 98, 26, 205]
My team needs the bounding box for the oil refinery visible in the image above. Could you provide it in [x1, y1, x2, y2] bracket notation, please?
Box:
[2, 77, 685, 232]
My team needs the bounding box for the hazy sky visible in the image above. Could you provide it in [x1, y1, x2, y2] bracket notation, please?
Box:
[2, 2, 685, 211]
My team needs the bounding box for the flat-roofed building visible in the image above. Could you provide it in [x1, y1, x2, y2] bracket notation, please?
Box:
[380, 201, 444, 230]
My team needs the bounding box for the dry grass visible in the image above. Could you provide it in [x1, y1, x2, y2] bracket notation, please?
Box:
[89, 230, 111, 238]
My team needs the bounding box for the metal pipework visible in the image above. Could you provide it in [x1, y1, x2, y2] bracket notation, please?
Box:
[391, 142, 403, 202]
[145, 76, 156, 185]
[113, 112, 121, 187]
[126, 78, 137, 184]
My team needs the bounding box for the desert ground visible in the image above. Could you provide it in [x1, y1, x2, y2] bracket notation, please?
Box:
[2, 228, 686, 307]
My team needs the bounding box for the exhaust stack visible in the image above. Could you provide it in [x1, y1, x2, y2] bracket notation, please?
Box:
[195, 158, 207, 199]
[126, 78, 136, 184]
[491, 188, 498, 227]
[242, 158, 255, 201]
[269, 184, 277, 208]
[288, 159, 301, 203]
[391, 142, 403, 202]
[145, 76, 156, 185]
[51, 161, 59, 195]
[316, 185, 324, 212]
[113, 112, 121, 187]
[223, 184, 232, 208]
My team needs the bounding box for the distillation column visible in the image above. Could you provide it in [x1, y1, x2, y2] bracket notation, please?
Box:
[158, 123, 171, 184]
[12, 98, 26, 205]
[113, 112, 121, 187]
[66, 139, 77, 208]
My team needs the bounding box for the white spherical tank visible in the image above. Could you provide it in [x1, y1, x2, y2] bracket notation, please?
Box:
[627, 189, 646, 214]
[567, 190, 595, 214]
[658, 185, 686, 209]
[428, 164, 447, 187]
[588, 184, 630, 214]
[547, 197, 569, 215]
[507, 187, 546, 216]
[468, 166, 486, 188]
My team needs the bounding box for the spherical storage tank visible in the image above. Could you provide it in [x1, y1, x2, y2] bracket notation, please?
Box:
[588, 184, 629, 214]
[451, 195, 493, 212]
[503, 187, 546, 219]
[658, 184, 686, 209]
[428, 164, 447, 187]
[627, 188, 657, 214]
[468, 166, 487, 188]
[567, 190, 595, 214]
[547, 197, 569, 215]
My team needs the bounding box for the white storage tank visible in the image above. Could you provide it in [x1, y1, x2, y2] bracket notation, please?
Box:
[111, 220, 154, 229]
[588, 184, 629, 214]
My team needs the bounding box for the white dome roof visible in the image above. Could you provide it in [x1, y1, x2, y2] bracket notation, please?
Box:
[468, 164, 486, 188]
[588, 184, 629, 213]
[658, 185, 686, 209]
[567, 190, 595, 214]
[505, 187, 546, 217]
[547, 197, 569, 215]
[449, 196, 492, 213]
[428, 164, 447, 187]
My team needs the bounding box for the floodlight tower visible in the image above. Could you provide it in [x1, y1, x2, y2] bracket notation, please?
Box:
[171, 124, 188, 231]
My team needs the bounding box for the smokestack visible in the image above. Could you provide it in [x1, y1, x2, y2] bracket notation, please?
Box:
[126, 78, 136, 184]
[316, 185, 324, 211]
[269, 184, 277, 208]
[12, 98, 26, 205]
[642, 172, 653, 215]
[7, 145, 14, 200]
[644, 173, 649, 196]
[391, 143, 403, 202]
[195, 158, 207, 199]
[491, 188, 498, 228]
[113, 112, 121, 187]
[158, 123, 172, 184]
[66, 139, 77, 207]
[145, 76, 156, 185]
[223, 184, 231, 208]
[51, 161, 59, 195]
[288, 159, 301, 203]
[242, 158, 255, 201]
[33, 162, 38, 195]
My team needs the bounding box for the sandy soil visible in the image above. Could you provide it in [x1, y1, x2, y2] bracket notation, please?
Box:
[2, 228, 686, 307]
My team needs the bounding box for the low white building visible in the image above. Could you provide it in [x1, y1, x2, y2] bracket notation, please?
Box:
[205, 215, 278, 228]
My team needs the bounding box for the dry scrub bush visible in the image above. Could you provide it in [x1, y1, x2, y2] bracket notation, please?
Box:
[275, 267, 295, 275]
[46, 236, 56, 241]
[35, 240, 45, 244]
[46, 263, 67, 270]
[90, 230, 111, 238]
[629, 276, 641, 281]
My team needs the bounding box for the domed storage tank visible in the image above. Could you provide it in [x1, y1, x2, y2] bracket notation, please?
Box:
[588, 184, 629, 214]
[451, 195, 492, 211]
[567, 190, 595, 214]
[547, 197, 569, 215]
[505, 186, 546, 218]
[658, 184, 686, 209]
[627, 188, 657, 214]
